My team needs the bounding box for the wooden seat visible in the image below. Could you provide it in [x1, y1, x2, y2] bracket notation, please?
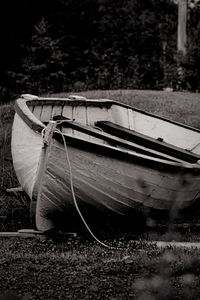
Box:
[95, 121, 200, 163]
[50, 117, 194, 163]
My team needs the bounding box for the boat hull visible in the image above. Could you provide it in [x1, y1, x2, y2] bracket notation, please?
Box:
[35, 137, 200, 231]
[11, 114, 43, 199]
[11, 95, 200, 231]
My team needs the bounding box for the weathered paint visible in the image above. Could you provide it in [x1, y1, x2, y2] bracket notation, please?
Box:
[32, 105, 42, 120]
[131, 112, 200, 152]
[40, 105, 52, 122]
[35, 139, 200, 231]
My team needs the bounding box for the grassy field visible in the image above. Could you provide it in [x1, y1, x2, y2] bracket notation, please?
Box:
[0, 90, 200, 299]
[1, 238, 200, 299]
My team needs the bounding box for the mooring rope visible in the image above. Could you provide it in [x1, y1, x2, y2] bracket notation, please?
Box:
[54, 126, 124, 250]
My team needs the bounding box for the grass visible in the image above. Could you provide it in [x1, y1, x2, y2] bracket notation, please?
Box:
[1, 238, 200, 299]
[0, 89, 200, 299]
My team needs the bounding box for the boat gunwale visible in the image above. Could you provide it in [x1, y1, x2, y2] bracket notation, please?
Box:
[21, 95, 200, 133]
[14, 96, 200, 173]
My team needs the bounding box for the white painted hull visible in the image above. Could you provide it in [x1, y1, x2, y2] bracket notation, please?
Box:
[11, 114, 43, 199]
[36, 138, 200, 231]
[11, 94, 200, 231]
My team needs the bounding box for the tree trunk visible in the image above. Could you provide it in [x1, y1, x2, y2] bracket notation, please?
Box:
[177, 0, 187, 55]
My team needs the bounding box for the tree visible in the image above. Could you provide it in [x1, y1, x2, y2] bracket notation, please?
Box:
[9, 18, 68, 95]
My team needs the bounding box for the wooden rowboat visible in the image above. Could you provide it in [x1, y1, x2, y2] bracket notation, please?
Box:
[11, 94, 200, 231]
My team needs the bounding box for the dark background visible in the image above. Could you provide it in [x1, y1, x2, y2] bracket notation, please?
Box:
[0, 0, 200, 102]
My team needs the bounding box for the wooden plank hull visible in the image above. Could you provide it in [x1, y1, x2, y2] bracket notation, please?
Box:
[35, 138, 200, 231]
[11, 95, 200, 231]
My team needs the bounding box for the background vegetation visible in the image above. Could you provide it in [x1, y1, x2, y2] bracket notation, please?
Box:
[0, 0, 200, 102]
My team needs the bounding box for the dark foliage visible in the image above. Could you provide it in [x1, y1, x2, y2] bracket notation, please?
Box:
[8, 19, 68, 96]
[0, 0, 200, 101]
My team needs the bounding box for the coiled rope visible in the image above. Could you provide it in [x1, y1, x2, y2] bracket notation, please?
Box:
[54, 126, 124, 250]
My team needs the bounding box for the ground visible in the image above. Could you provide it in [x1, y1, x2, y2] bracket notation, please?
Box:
[1, 237, 200, 300]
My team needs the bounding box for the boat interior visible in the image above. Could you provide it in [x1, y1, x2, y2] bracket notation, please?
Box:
[26, 98, 200, 164]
